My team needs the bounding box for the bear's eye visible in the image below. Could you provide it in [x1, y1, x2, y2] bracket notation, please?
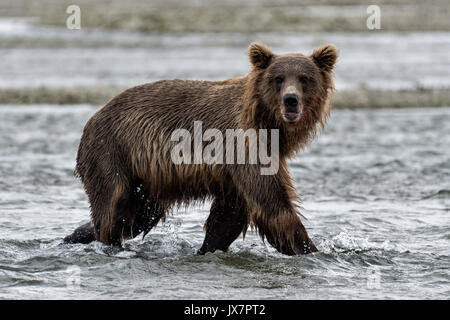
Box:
[299, 76, 309, 84]
[275, 76, 284, 84]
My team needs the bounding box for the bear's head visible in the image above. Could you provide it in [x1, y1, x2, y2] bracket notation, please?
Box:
[246, 42, 338, 130]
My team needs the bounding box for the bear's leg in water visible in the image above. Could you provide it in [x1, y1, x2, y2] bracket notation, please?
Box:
[106, 185, 166, 246]
[64, 183, 166, 246]
[198, 194, 249, 254]
[63, 221, 95, 244]
[228, 163, 318, 255]
[252, 212, 318, 255]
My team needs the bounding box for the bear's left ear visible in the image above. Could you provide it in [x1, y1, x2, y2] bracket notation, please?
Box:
[312, 44, 338, 72]
[248, 42, 274, 69]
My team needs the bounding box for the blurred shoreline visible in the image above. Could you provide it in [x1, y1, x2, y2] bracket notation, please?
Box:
[3, 0, 450, 33]
[1, 86, 449, 109]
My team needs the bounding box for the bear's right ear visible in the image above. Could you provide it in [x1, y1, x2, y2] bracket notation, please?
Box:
[248, 42, 274, 69]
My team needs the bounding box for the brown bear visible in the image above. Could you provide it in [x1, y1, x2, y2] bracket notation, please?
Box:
[64, 42, 338, 255]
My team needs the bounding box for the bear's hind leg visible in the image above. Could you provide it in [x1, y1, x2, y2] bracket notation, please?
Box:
[63, 221, 95, 244]
[107, 185, 167, 246]
[198, 194, 249, 254]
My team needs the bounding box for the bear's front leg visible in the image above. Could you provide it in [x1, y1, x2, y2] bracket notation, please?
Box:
[252, 211, 317, 255]
[198, 193, 249, 254]
[228, 161, 318, 255]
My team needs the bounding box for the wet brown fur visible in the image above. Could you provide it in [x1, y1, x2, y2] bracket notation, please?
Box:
[66, 42, 338, 255]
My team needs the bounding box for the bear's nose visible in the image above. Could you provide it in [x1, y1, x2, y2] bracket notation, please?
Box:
[283, 94, 299, 110]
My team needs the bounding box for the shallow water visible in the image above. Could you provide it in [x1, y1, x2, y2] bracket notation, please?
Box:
[0, 105, 448, 299]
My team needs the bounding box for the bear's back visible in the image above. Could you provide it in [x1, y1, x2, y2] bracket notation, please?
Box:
[76, 78, 246, 192]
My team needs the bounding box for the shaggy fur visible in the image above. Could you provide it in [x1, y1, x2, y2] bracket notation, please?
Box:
[64, 42, 338, 255]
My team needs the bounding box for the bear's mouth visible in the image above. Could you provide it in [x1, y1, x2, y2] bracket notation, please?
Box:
[282, 112, 301, 123]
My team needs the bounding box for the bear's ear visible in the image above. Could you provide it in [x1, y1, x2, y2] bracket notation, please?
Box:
[248, 42, 274, 69]
[312, 44, 338, 73]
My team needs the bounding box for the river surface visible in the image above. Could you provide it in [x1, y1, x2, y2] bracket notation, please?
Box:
[0, 105, 448, 299]
[1, 18, 450, 90]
